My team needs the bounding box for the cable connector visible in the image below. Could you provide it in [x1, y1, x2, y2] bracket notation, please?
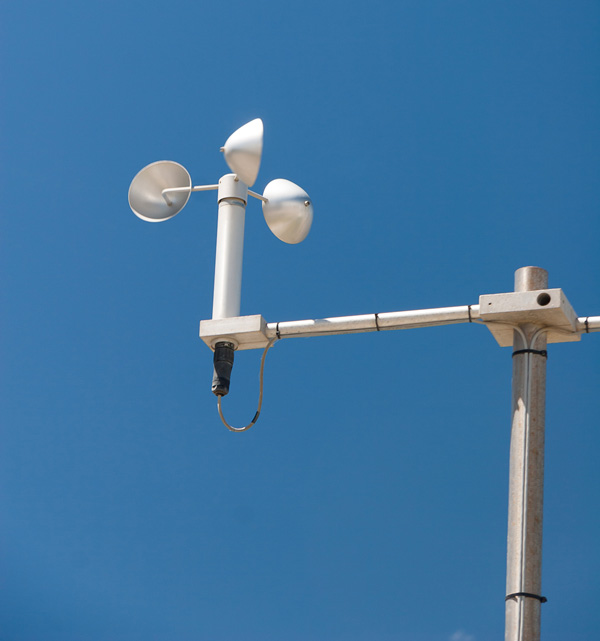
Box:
[212, 341, 235, 396]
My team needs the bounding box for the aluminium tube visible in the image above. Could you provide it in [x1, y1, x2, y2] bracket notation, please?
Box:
[265, 305, 480, 339]
[577, 316, 600, 333]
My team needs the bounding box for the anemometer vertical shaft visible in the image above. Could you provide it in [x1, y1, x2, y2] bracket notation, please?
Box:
[212, 174, 248, 319]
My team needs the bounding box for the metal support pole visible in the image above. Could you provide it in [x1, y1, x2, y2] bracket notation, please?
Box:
[505, 266, 548, 641]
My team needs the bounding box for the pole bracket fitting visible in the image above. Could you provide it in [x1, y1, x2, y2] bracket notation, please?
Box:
[479, 288, 580, 346]
[200, 314, 270, 351]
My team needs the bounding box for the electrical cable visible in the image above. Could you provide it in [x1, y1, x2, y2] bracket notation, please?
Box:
[217, 336, 279, 432]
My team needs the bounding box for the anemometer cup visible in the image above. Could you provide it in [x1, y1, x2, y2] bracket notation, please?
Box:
[222, 118, 263, 187]
[262, 179, 313, 244]
[128, 160, 192, 222]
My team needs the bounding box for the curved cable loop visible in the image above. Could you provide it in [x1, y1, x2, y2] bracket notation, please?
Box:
[474, 317, 583, 344]
[471, 318, 528, 346]
[529, 326, 549, 350]
[217, 337, 279, 432]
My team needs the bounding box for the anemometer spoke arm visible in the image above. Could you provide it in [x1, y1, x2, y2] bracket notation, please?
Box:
[160, 185, 267, 206]
[248, 190, 268, 203]
[161, 184, 219, 206]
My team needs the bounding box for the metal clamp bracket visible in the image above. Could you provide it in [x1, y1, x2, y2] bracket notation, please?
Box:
[200, 314, 270, 351]
[479, 288, 580, 347]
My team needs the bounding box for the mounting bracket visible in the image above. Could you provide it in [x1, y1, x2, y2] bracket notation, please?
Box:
[200, 314, 270, 351]
[479, 288, 580, 346]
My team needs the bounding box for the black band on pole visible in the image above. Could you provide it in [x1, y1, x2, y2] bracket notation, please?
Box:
[276, 322, 281, 340]
[374, 313, 381, 331]
[505, 592, 547, 604]
[585, 317, 590, 334]
[512, 348, 548, 358]
[468, 305, 472, 323]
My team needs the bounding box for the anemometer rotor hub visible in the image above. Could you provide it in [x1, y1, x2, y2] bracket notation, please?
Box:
[217, 173, 248, 204]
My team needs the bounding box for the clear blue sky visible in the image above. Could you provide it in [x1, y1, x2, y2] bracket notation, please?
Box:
[1, 2, 599, 640]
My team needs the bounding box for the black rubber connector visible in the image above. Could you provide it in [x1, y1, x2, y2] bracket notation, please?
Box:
[505, 592, 547, 604]
[212, 341, 235, 397]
